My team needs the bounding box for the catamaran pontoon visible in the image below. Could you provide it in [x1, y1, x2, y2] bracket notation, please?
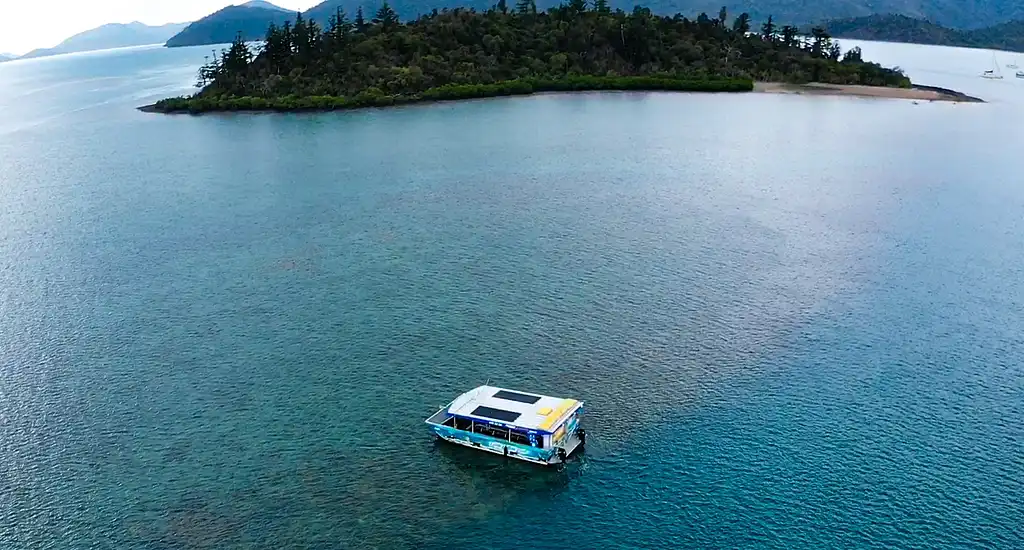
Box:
[426, 385, 585, 465]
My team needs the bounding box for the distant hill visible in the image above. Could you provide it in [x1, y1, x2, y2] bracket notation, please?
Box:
[309, 0, 1024, 30]
[165, 3, 295, 48]
[240, 0, 293, 12]
[0, 53, 15, 63]
[167, 0, 1024, 49]
[304, 0, 492, 22]
[20, 22, 186, 59]
[640, 1, 1024, 30]
[823, 14, 1024, 52]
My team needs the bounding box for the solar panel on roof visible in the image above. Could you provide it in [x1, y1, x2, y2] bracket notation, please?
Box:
[471, 406, 522, 423]
[493, 390, 541, 404]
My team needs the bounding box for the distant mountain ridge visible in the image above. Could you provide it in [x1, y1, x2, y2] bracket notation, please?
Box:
[165, 3, 298, 48]
[823, 14, 1024, 53]
[240, 0, 293, 12]
[644, 0, 1022, 30]
[166, 0, 1024, 49]
[20, 22, 187, 59]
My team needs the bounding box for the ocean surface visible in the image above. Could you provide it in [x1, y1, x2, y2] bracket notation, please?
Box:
[1, 42, 1021, 549]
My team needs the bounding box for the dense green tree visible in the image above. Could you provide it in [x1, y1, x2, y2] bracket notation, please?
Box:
[327, 7, 351, 43]
[373, 1, 400, 31]
[810, 26, 831, 57]
[732, 13, 750, 35]
[842, 46, 863, 63]
[761, 15, 775, 42]
[263, 22, 290, 74]
[515, 0, 537, 15]
[780, 25, 797, 47]
[593, 0, 610, 14]
[292, 12, 307, 54]
[828, 42, 842, 61]
[718, 6, 727, 27]
[355, 7, 367, 32]
[567, 0, 587, 15]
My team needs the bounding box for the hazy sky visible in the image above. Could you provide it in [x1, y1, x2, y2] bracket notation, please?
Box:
[0, 1, 321, 55]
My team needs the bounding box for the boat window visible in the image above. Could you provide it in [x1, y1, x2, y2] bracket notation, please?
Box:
[471, 406, 521, 423]
[509, 430, 531, 446]
[453, 417, 473, 431]
[493, 390, 542, 404]
[472, 422, 511, 441]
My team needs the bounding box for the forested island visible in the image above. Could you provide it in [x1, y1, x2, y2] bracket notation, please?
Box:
[151, 2, 912, 113]
[822, 14, 1024, 52]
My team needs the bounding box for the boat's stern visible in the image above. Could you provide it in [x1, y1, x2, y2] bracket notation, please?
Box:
[548, 428, 586, 464]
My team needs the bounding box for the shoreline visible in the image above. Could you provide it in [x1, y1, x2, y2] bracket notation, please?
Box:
[755, 82, 984, 102]
[139, 81, 983, 114]
[138, 76, 755, 114]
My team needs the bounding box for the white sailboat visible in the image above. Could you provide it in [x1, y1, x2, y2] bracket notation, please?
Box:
[981, 52, 1003, 79]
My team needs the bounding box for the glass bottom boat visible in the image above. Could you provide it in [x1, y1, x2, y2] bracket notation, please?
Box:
[425, 385, 585, 465]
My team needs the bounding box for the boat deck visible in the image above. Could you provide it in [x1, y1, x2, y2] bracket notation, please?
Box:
[547, 431, 584, 464]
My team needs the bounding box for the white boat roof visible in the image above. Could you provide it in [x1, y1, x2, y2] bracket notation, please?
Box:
[447, 385, 583, 433]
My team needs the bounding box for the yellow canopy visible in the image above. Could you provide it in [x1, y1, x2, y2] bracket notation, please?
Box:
[538, 398, 578, 431]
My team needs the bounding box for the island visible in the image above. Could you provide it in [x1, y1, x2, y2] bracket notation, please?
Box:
[165, 2, 295, 48]
[820, 14, 1024, 53]
[146, 3, 924, 114]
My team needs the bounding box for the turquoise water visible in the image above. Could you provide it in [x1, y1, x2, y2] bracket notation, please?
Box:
[1, 43, 1022, 549]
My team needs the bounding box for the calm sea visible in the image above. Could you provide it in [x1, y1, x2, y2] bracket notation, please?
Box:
[0, 42, 1021, 549]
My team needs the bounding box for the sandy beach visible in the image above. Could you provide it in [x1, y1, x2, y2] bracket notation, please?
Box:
[756, 82, 983, 102]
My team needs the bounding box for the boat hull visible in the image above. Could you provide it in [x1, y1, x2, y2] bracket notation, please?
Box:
[429, 423, 584, 466]
[432, 424, 556, 465]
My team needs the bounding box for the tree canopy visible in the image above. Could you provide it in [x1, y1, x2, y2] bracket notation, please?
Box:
[155, 3, 910, 113]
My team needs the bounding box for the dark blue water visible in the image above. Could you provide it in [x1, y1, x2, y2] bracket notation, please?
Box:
[1, 44, 1021, 549]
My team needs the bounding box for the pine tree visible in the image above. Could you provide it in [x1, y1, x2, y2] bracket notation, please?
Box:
[355, 7, 367, 32]
[568, 0, 587, 15]
[515, 0, 532, 15]
[828, 41, 842, 61]
[218, 32, 252, 93]
[761, 15, 775, 42]
[281, 20, 292, 50]
[328, 7, 351, 43]
[810, 26, 830, 57]
[718, 6, 727, 27]
[263, 22, 291, 73]
[497, 0, 508, 14]
[593, 0, 610, 14]
[292, 12, 307, 55]
[731, 13, 750, 34]
[780, 25, 797, 48]
[373, 1, 399, 31]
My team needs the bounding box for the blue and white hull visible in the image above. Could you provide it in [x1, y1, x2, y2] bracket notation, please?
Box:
[432, 424, 561, 464]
